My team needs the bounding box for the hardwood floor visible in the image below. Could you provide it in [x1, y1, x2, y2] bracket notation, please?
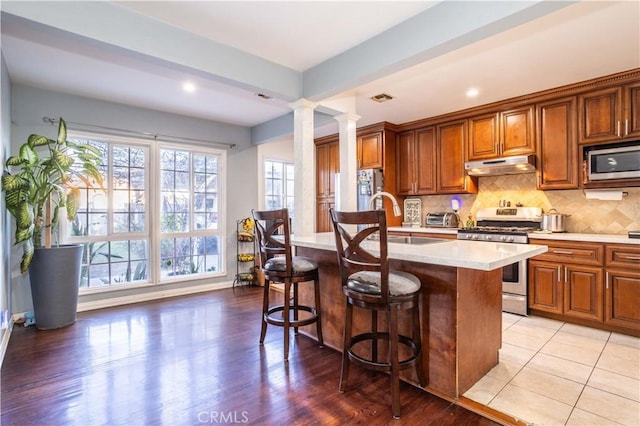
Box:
[1, 287, 499, 425]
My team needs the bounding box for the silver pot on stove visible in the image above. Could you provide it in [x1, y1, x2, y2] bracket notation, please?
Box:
[540, 208, 570, 232]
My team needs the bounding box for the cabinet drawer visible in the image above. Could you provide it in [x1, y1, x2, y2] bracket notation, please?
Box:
[529, 239, 603, 266]
[606, 244, 640, 269]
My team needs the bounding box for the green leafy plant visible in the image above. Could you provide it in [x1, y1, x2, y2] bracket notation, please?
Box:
[2, 118, 104, 273]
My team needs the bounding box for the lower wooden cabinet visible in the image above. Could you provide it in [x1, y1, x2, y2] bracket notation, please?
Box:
[316, 198, 335, 233]
[605, 268, 640, 329]
[604, 244, 640, 330]
[529, 239, 639, 335]
[528, 260, 602, 322]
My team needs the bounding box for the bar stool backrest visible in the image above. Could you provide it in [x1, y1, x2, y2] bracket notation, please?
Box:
[329, 209, 390, 304]
[252, 208, 293, 278]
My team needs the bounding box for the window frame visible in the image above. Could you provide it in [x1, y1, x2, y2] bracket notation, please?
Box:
[59, 132, 227, 293]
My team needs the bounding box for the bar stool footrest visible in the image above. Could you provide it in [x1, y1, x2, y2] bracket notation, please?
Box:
[347, 332, 421, 371]
[264, 305, 319, 328]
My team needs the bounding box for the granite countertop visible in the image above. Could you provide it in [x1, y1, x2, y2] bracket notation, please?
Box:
[389, 227, 640, 245]
[291, 232, 547, 271]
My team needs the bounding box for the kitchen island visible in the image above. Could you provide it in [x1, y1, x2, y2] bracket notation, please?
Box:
[291, 232, 547, 400]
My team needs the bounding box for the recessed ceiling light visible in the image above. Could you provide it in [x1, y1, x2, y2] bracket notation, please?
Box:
[466, 88, 479, 98]
[370, 93, 394, 103]
[183, 82, 196, 93]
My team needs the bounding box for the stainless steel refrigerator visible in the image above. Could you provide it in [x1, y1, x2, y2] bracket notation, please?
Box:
[356, 169, 384, 211]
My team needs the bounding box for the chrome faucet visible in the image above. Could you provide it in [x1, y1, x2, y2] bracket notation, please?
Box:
[369, 191, 402, 217]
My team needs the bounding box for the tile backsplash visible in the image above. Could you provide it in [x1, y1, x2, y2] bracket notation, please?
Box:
[414, 173, 639, 235]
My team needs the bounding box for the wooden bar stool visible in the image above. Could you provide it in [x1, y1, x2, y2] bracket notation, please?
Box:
[252, 208, 324, 360]
[329, 208, 426, 419]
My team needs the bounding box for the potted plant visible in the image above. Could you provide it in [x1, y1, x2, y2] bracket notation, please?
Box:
[2, 118, 103, 329]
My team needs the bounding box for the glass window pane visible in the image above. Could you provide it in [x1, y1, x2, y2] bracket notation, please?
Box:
[193, 155, 206, 172]
[130, 168, 145, 190]
[175, 171, 190, 190]
[206, 157, 218, 173]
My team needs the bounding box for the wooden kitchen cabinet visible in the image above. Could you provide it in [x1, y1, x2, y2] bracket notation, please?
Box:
[624, 81, 640, 139]
[315, 136, 339, 232]
[529, 239, 638, 336]
[578, 83, 640, 144]
[466, 106, 535, 161]
[357, 131, 383, 169]
[316, 138, 339, 198]
[467, 113, 499, 160]
[604, 244, 640, 331]
[500, 105, 536, 157]
[536, 96, 579, 190]
[396, 128, 436, 196]
[529, 260, 602, 321]
[437, 119, 477, 194]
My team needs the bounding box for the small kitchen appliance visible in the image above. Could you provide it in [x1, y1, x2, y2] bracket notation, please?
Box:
[457, 207, 542, 316]
[425, 212, 459, 228]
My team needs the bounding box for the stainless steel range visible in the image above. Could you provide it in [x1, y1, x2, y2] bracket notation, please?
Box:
[457, 207, 542, 316]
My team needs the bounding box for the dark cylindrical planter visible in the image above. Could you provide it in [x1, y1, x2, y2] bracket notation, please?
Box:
[29, 244, 83, 330]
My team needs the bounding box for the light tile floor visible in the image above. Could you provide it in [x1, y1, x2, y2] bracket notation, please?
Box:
[464, 313, 640, 425]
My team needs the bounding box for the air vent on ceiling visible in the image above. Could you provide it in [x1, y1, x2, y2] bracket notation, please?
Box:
[370, 93, 394, 103]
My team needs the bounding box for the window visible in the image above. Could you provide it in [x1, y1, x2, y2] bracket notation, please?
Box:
[264, 159, 294, 217]
[159, 148, 222, 278]
[62, 133, 225, 291]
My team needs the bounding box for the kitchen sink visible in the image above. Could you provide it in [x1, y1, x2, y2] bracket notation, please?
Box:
[386, 235, 448, 245]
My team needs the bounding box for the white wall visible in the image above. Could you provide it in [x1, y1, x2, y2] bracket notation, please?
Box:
[1, 53, 12, 363]
[9, 84, 259, 313]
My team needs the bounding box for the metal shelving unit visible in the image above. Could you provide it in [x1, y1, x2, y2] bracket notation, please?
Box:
[233, 217, 256, 287]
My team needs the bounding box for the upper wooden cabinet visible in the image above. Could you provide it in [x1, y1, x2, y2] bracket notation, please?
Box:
[437, 120, 477, 194]
[316, 139, 339, 198]
[536, 97, 579, 190]
[467, 106, 535, 161]
[357, 131, 383, 169]
[578, 82, 640, 144]
[397, 121, 476, 196]
[396, 128, 436, 196]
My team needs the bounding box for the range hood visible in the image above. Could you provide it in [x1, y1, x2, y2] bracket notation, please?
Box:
[465, 154, 536, 176]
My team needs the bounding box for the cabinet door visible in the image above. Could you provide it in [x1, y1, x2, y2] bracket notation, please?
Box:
[536, 97, 579, 189]
[415, 127, 437, 194]
[358, 132, 383, 169]
[316, 143, 330, 197]
[605, 268, 640, 330]
[501, 105, 536, 156]
[564, 265, 603, 322]
[315, 198, 335, 233]
[396, 131, 415, 195]
[437, 120, 469, 193]
[467, 113, 499, 161]
[529, 260, 563, 314]
[624, 81, 640, 139]
[316, 141, 339, 197]
[578, 87, 623, 144]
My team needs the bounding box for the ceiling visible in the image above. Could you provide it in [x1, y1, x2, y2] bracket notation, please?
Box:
[1, 1, 639, 142]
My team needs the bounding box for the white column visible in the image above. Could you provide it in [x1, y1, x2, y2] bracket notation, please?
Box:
[334, 113, 360, 213]
[290, 98, 317, 236]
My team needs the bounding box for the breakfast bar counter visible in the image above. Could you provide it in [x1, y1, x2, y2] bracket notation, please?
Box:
[291, 232, 547, 400]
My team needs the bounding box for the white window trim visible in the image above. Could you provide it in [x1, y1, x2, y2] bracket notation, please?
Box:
[59, 131, 228, 293]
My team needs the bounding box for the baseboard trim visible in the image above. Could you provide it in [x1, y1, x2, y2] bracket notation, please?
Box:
[77, 281, 235, 312]
[0, 322, 14, 369]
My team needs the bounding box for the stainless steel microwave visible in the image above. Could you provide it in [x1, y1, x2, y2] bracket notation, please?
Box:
[587, 143, 640, 181]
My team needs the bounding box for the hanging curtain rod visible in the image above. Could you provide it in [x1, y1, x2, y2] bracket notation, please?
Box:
[42, 116, 237, 149]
